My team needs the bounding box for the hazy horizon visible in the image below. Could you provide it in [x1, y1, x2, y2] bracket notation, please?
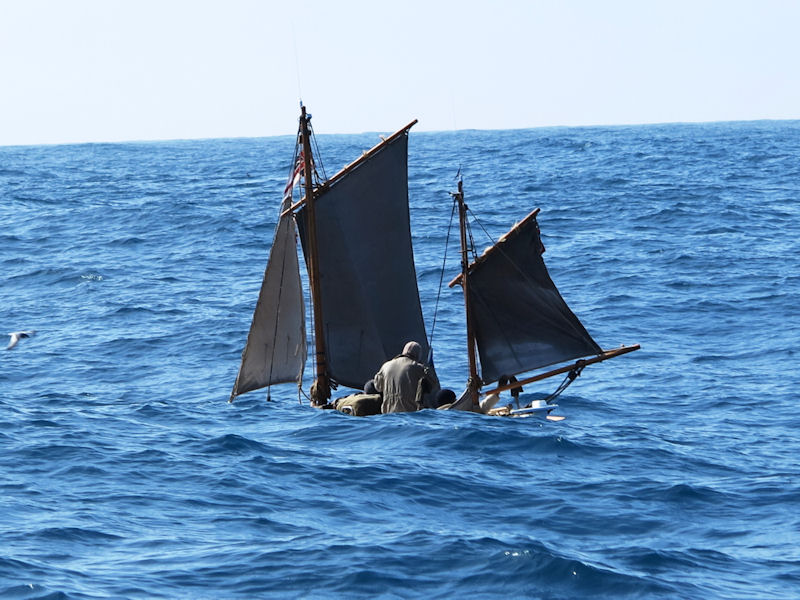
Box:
[3, 0, 798, 147]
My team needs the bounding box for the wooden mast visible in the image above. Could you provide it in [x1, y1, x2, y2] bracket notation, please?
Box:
[455, 179, 481, 407]
[299, 105, 330, 406]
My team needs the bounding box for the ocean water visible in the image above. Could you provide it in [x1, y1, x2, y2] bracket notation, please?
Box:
[1, 120, 799, 599]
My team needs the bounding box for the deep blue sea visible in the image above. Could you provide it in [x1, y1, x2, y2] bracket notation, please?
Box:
[2, 120, 799, 599]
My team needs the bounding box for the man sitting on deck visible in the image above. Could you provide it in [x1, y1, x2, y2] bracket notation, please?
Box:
[374, 341, 439, 413]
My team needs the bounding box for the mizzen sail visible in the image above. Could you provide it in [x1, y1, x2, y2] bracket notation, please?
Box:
[465, 210, 602, 384]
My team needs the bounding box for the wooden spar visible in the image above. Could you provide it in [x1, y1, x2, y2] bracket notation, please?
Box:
[481, 344, 641, 396]
[456, 179, 480, 405]
[281, 119, 418, 218]
[299, 105, 329, 405]
[449, 207, 541, 288]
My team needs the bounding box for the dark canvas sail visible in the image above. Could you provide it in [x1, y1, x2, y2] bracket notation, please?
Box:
[230, 209, 307, 400]
[467, 211, 602, 384]
[297, 132, 429, 389]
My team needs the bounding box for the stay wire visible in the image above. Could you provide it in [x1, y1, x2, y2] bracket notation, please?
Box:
[466, 204, 551, 296]
[429, 195, 459, 346]
[466, 207, 496, 259]
[310, 125, 327, 182]
[465, 210, 479, 264]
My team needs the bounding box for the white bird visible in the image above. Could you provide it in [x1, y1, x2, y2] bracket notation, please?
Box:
[6, 330, 36, 350]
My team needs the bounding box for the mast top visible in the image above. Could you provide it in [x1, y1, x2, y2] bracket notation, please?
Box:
[281, 119, 418, 218]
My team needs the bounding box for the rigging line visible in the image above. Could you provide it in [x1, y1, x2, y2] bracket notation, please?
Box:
[466, 206, 558, 304]
[465, 209, 479, 263]
[464, 206, 591, 369]
[430, 195, 459, 345]
[298, 382, 311, 404]
[310, 126, 327, 182]
[466, 206, 497, 256]
[291, 22, 302, 102]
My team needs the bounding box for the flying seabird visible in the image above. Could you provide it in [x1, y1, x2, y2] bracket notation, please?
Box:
[6, 330, 36, 350]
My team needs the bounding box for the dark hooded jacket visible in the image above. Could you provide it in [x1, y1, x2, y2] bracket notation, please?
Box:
[374, 342, 439, 413]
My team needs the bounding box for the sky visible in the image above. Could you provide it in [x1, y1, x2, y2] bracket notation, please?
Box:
[1, 0, 799, 146]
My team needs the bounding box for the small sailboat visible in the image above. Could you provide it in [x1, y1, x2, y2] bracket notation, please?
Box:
[441, 176, 639, 416]
[230, 106, 431, 406]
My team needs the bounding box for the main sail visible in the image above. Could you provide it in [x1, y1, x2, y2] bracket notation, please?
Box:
[297, 129, 429, 389]
[466, 210, 602, 384]
[230, 196, 307, 401]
